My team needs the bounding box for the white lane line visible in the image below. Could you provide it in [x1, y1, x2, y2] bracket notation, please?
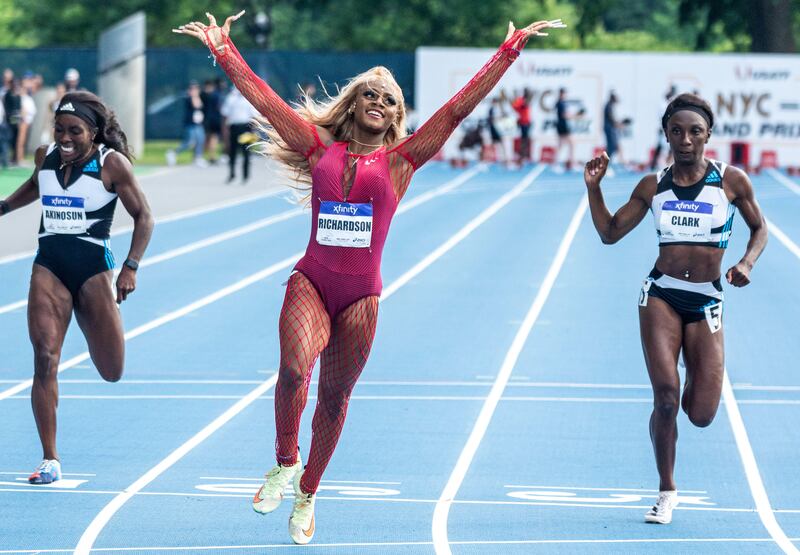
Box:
[767, 218, 800, 260]
[0, 187, 286, 266]
[198, 476, 401, 484]
[0, 167, 484, 401]
[0, 167, 482, 316]
[767, 168, 800, 197]
[504, 485, 708, 493]
[13, 379, 800, 391]
[72, 166, 518, 554]
[6, 394, 800, 405]
[0, 378, 651, 387]
[0, 485, 765, 514]
[0, 253, 300, 402]
[762, 169, 800, 259]
[722, 370, 799, 554]
[0, 208, 302, 316]
[6, 537, 798, 554]
[71, 377, 279, 555]
[0, 299, 27, 315]
[432, 193, 588, 555]
[382, 165, 545, 299]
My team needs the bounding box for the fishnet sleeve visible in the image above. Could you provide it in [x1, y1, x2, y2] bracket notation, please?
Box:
[211, 35, 323, 159]
[391, 30, 529, 176]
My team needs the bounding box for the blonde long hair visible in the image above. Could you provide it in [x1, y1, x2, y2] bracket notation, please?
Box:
[254, 66, 407, 196]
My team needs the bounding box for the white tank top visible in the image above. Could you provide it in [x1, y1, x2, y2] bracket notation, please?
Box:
[651, 159, 735, 248]
[38, 143, 118, 246]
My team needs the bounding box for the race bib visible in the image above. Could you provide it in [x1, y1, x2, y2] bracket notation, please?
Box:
[42, 195, 87, 234]
[316, 201, 373, 248]
[704, 302, 723, 334]
[660, 200, 713, 242]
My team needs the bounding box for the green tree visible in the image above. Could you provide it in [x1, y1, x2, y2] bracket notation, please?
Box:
[678, 0, 797, 52]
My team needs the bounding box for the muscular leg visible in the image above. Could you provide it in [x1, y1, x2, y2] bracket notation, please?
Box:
[300, 296, 379, 494]
[639, 296, 683, 492]
[74, 270, 125, 382]
[681, 318, 725, 427]
[274, 273, 331, 466]
[28, 265, 73, 461]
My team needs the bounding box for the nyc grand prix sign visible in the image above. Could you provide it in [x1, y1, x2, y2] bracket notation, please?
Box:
[416, 48, 800, 165]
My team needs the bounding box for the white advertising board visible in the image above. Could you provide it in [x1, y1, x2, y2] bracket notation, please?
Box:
[416, 47, 800, 166]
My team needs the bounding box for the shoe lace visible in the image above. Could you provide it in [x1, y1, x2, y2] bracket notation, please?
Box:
[262, 465, 292, 496]
[292, 493, 315, 524]
[39, 459, 57, 472]
[652, 492, 674, 514]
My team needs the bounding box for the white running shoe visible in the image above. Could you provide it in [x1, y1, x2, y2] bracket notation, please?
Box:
[645, 490, 678, 524]
[252, 456, 302, 515]
[288, 470, 316, 545]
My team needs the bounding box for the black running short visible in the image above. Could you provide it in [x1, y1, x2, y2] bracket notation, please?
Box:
[34, 235, 115, 300]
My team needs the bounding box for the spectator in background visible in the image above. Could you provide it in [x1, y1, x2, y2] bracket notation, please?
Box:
[4, 79, 22, 165]
[511, 87, 532, 164]
[554, 87, 577, 171]
[166, 81, 207, 167]
[1, 68, 13, 96]
[651, 84, 677, 170]
[64, 68, 81, 92]
[603, 90, 625, 168]
[44, 82, 67, 143]
[201, 79, 223, 164]
[16, 72, 38, 163]
[404, 102, 418, 135]
[220, 87, 258, 184]
[487, 92, 516, 167]
[0, 97, 8, 168]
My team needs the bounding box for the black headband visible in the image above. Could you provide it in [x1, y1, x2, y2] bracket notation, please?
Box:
[56, 100, 98, 129]
[662, 105, 712, 130]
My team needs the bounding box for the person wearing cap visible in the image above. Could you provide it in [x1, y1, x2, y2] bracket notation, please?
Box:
[0, 91, 153, 485]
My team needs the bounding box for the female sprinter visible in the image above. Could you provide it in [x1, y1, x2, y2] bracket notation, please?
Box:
[583, 93, 767, 524]
[0, 91, 154, 484]
[174, 11, 565, 544]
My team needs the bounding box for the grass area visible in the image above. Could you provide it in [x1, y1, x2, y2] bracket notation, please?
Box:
[0, 140, 210, 196]
[137, 140, 186, 166]
[0, 167, 32, 196]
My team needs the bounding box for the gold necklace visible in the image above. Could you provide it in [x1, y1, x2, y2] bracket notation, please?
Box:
[350, 138, 383, 148]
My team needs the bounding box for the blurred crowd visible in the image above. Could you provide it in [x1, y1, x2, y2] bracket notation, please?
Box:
[0, 67, 81, 168]
[452, 86, 638, 172]
[165, 77, 262, 185]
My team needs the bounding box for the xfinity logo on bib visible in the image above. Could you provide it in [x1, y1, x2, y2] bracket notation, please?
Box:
[663, 200, 713, 214]
[332, 204, 359, 216]
[43, 195, 85, 208]
[674, 202, 701, 212]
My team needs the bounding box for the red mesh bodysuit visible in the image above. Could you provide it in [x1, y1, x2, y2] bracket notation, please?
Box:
[211, 29, 530, 494]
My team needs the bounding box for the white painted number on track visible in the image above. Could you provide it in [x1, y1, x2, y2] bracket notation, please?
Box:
[505, 488, 714, 506]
